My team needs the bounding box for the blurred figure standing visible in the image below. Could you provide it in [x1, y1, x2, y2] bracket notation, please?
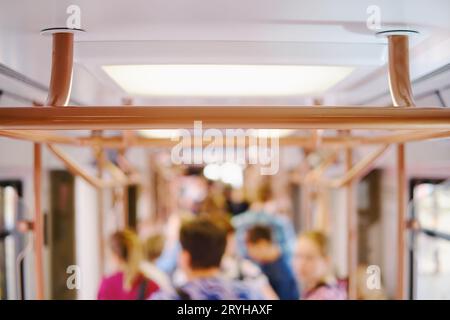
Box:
[232, 181, 296, 263]
[151, 217, 264, 300]
[245, 225, 299, 300]
[212, 215, 278, 299]
[141, 233, 173, 293]
[224, 185, 249, 216]
[98, 230, 159, 300]
[294, 231, 346, 300]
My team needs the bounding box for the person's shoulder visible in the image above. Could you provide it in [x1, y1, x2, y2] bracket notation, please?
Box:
[97, 272, 122, 299]
[141, 262, 165, 281]
[232, 210, 272, 226]
[145, 276, 160, 293]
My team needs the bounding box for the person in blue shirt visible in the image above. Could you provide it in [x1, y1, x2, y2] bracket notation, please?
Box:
[151, 216, 264, 300]
[245, 224, 300, 300]
[232, 181, 296, 263]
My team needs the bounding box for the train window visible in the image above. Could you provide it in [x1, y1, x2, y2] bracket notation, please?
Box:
[410, 180, 450, 300]
[0, 183, 24, 300]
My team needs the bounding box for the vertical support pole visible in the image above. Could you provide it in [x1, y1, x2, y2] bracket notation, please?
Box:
[93, 140, 105, 275]
[346, 146, 357, 299]
[123, 186, 129, 228]
[118, 149, 129, 229]
[396, 143, 406, 299]
[35, 28, 79, 299]
[33, 143, 44, 300]
[384, 31, 416, 300]
[300, 163, 309, 231]
[392, 34, 409, 297]
[304, 187, 312, 230]
[120, 98, 133, 229]
[97, 168, 105, 274]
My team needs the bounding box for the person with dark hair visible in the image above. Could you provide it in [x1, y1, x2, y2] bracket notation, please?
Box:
[212, 215, 278, 299]
[97, 229, 159, 300]
[245, 225, 299, 300]
[151, 217, 263, 300]
[232, 181, 296, 263]
[224, 185, 249, 216]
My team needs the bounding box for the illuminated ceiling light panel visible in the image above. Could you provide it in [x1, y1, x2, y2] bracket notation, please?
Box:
[103, 64, 354, 97]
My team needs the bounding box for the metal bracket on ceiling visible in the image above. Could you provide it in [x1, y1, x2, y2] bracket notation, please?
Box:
[376, 29, 419, 107]
[40, 27, 85, 106]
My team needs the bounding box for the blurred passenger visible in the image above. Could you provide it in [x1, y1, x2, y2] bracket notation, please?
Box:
[156, 175, 206, 274]
[98, 230, 159, 300]
[212, 215, 278, 299]
[141, 233, 173, 293]
[232, 181, 296, 262]
[245, 225, 299, 300]
[224, 185, 249, 216]
[151, 217, 264, 300]
[155, 212, 190, 274]
[295, 231, 346, 300]
[200, 180, 228, 216]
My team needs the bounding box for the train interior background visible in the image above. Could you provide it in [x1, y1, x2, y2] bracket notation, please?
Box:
[0, 0, 450, 300]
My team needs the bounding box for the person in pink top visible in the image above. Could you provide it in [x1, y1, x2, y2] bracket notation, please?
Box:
[294, 231, 347, 300]
[98, 230, 159, 300]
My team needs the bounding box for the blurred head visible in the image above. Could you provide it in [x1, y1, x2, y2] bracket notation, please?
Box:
[295, 231, 330, 287]
[179, 217, 227, 274]
[223, 184, 232, 199]
[255, 181, 273, 203]
[231, 188, 246, 203]
[245, 224, 275, 262]
[206, 214, 236, 256]
[109, 229, 142, 289]
[143, 233, 165, 262]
